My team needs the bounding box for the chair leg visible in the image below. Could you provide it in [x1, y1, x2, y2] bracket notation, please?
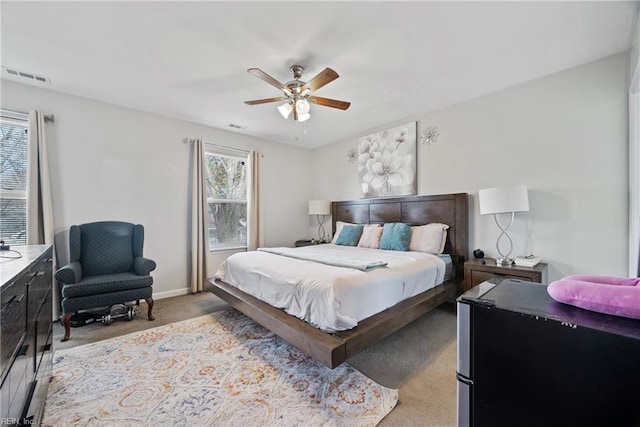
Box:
[144, 297, 155, 321]
[61, 312, 73, 342]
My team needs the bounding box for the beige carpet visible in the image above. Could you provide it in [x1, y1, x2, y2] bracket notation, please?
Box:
[52, 292, 457, 426]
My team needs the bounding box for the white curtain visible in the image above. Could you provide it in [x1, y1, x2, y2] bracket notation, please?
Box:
[247, 150, 263, 251]
[26, 110, 54, 245]
[190, 138, 209, 292]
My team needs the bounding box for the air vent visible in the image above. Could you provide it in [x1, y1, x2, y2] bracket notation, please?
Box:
[1, 66, 51, 84]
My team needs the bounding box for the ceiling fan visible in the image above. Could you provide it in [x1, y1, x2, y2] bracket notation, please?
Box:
[244, 65, 350, 122]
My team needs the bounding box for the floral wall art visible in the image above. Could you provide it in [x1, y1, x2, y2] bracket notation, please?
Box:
[357, 122, 417, 198]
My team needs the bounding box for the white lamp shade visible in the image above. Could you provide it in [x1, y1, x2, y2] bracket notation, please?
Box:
[478, 185, 529, 215]
[278, 102, 293, 119]
[309, 200, 331, 215]
[296, 99, 310, 114]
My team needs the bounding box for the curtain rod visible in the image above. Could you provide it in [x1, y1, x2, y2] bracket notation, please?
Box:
[183, 138, 250, 155]
[0, 108, 55, 123]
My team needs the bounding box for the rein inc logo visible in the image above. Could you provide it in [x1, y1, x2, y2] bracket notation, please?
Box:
[1, 418, 35, 425]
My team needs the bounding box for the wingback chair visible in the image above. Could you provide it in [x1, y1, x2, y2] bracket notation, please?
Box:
[55, 221, 156, 341]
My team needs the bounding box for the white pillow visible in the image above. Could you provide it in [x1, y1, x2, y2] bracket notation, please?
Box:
[331, 221, 355, 244]
[410, 223, 450, 254]
[357, 224, 383, 248]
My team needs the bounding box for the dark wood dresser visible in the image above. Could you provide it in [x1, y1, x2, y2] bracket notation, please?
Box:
[1, 245, 53, 426]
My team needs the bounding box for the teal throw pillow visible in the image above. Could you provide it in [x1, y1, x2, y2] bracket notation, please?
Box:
[335, 224, 364, 246]
[379, 223, 412, 251]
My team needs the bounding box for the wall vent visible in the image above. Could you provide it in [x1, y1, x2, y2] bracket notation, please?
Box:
[2, 66, 51, 84]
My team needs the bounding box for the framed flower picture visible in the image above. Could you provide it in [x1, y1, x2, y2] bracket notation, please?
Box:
[357, 122, 417, 198]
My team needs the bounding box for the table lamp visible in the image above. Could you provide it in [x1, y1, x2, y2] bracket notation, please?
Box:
[308, 200, 331, 242]
[478, 185, 529, 265]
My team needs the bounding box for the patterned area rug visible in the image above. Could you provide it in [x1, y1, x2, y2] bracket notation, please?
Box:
[42, 309, 398, 426]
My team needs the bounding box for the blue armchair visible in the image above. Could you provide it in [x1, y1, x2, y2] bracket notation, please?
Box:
[55, 221, 156, 341]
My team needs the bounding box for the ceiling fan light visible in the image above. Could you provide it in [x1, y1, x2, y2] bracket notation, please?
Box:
[296, 99, 310, 115]
[297, 112, 311, 122]
[277, 102, 293, 119]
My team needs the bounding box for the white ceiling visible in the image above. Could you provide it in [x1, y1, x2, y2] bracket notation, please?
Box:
[1, 1, 638, 148]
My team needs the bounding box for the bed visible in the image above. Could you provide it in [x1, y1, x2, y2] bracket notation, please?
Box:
[207, 193, 468, 368]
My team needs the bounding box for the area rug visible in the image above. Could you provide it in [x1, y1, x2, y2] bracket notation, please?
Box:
[42, 309, 398, 426]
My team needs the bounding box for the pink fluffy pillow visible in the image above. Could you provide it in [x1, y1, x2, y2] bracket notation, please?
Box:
[547, 275, 640, 320]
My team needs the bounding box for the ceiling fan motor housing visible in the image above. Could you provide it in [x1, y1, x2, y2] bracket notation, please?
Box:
[290, 65, 304, 80]
[285, 65, 307, 98]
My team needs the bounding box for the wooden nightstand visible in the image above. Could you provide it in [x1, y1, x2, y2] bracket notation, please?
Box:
[464, 258, 548, 291]
[294, 239, 326, 247]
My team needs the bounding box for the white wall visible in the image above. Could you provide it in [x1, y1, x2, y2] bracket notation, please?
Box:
[630, 6, 640, 81]
[311, 53, 630, 282]
[1, 80, 312, 299]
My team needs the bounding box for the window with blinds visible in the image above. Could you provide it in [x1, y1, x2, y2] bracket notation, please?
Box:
[0, 115, 28, 245]
[204, 149, 248, 250]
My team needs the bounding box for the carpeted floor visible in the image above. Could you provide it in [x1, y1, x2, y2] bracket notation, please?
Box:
[52, 292, 458, 426]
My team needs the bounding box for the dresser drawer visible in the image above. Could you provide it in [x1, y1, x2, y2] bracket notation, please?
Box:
[36, 290, 53, 371]
[4, 336, 31, 421]
[1, 279, 30, 382]
[27, 256, 53, 318]
[464, 258, 548, 291]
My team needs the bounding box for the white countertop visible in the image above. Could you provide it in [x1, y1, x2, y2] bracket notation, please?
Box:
[0, 244, 52, 288]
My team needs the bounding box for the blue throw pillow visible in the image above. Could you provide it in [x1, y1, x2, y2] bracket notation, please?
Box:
[335, 224, 364, 246]
[379, 223, 412, 251]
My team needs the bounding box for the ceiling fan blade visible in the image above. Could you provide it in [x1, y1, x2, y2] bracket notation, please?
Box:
[308, 96, 351, 110]
[247, 68, 290, 94]
[244, 96, 287, 105]
[302, 68, 339, 92]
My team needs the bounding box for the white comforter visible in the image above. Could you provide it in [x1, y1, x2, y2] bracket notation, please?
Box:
[214, 244, 446, 332]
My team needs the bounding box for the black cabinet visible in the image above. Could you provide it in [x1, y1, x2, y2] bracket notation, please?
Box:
[1, 245, 53, 426]
[457, 280, 640, 426]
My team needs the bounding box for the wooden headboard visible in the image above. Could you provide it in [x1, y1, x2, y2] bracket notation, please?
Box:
[332, 193, 468, 280]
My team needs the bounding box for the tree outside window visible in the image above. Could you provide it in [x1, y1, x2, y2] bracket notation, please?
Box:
[0, 119, 28, 245]
[205, 152, 247, 250]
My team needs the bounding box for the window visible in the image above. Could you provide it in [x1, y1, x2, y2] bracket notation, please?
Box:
[205, 150, 248, 250]
[0, 115, 28, 245]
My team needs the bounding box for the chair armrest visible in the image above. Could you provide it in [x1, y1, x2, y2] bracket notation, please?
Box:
[134, 257, 157, 276]
[55, 262, 82, 284]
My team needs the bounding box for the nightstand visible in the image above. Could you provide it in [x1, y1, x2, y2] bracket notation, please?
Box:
[294, 239, 326, 247]
[464, 258, 548, 291]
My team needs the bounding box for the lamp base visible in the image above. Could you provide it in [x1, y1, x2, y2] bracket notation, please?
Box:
[316, 215, 327, 242]
[492, 212, 516, 267]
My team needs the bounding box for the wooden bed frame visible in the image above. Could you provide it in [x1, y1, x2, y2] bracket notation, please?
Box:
[207, 192, 468, 368]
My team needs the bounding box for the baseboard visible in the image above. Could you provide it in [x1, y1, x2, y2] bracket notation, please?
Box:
[51, 287, 194, 321]
[153, 287, 191, 300]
